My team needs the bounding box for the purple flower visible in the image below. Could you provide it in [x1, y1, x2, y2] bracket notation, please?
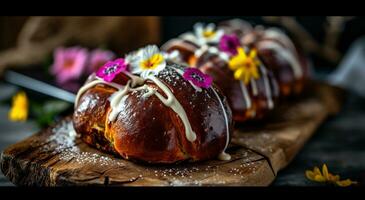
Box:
[219, 34, 241, 56]
[87, 49, 116, 74]
[96, 58, 127, 82]
[51, 47, 88, 84]
[183, 68, 212, 89]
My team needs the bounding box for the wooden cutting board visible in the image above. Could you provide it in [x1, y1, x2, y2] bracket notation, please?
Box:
[0, 81, 344, 186]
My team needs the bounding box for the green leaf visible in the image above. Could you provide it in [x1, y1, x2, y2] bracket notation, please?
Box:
[29, 100, 71, 128]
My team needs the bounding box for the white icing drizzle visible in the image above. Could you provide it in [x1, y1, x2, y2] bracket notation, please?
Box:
[142, 85, 156, 98]
[171, 66, 230, 160]
[239, 81, 252, 109]
[194, 45, 229, 63]
[260, 65, 274, 109]
[107, 73, 147, 122]
[74, 78, 122, 108]
[108, 81, 154, 122]
[161, 38, 197, 54]
[258, 40, 303, 79]
[194, 45, 209, 58]
[108, 81, 132, 122]
[146, 75, 197, 142]
[250, 78, 258, 96]
[211, 87, 231, 161]
[264, 28, 298, 55]
[124, 72, 145, 87]
[180, 32, 199, 45]
[207, 46, 230, 62]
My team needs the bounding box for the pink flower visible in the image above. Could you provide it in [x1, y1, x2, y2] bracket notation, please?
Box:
[96, 58, 127, 82]
[87, 49, 116, 74]
[219, 34, 241, 56]
[183, 68, 213, 89]
[51, 47, 88, 84]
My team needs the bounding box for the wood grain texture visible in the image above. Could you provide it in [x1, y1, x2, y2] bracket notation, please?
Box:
[0, 81, 343, 186]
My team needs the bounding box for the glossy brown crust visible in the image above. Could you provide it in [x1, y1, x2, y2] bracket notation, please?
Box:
[161, 39, 199, 66]
[73, 65, 233, 164]
[195, 53, 279, 122]
[162, 38, 280, 122]
[240, 30, 310, 97]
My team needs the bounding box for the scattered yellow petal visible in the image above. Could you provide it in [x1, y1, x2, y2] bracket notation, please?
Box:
[305, 164, 358, 187]
[322, 164, 329, 180]
[313, 166, 322, 176]
[305, 170, 316, 181]
[328, 173, 340, 182]
[8, 91, 28, 122]
[336, 179, 357, 187]
[314, 174, 326, 182]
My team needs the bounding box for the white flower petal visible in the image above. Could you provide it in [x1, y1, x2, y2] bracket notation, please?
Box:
[142, 45, 159, 61]
[194, 23, 204, 37]
[206, 23, 216, 32]
[127, 45, 166, 77]
[215, 29, 225, 39]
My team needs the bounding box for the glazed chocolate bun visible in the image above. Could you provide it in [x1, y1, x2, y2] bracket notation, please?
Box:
[220, 19, 310, 96]
[162, 24, 280, 123]
[194, 48, 280, 122]
[160, 39, 199, 65]
[73, 46, 233, 164]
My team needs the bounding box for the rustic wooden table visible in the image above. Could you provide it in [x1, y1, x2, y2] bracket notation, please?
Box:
[0, 82, 364, 186]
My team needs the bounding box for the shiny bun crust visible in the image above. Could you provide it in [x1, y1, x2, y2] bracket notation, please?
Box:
[195, 52, 279, 122]
[73, 63, 233, 164]
[237, 25, 310, 96]
[162, 20, 310, 122]
[162, 39, 280, 123]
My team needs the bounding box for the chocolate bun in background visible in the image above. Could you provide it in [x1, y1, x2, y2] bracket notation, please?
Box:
[162, 24, 281, 123]
[220, 19, 310, 97]
[194, 49, 280, 123]
[239, 27, 310, 96]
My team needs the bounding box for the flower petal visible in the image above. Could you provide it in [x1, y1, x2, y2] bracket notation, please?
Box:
[238, 48, 247, 59]
[249, 49, 257, 58]
[305, 170, 316, 181]
[322, 164, 329, 180]
[336, 179, 357, 187]
[219, 34, 241, 55]
[8, 91, 28, 122]
[234, 68, 245, 80]
[329, 174, 340, 182]
[314, 174, 326, 182]
[206, 23, 216, 32]
[313, 167, 322, 176]
[128, 45, 166, 77]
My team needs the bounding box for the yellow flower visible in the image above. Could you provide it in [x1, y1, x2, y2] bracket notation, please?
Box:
[203, 30, 216, 38]
[140, 53, 164, 70]
[228, 47, 261, 85]
[128, 45, 166, 78]
[305, 164, 357, 187]
[8, 91, 29, 122]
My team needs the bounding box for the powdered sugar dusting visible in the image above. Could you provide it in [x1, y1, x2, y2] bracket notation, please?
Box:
[42, 119, 124, 167]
